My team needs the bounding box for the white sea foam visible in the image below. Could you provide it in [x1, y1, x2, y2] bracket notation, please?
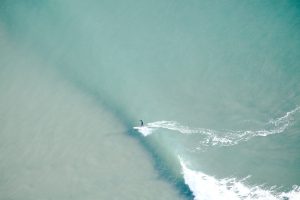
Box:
[133, 121, 202, 136]
[133, 120, 215, 136]
[179, 158, 300, 200]
[268, 106, 300, 127]
[133, 126, 156, 136]
[134, 106, 300, 148]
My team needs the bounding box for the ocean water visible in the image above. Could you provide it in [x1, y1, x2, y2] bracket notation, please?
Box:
[0, 0, 300, 199]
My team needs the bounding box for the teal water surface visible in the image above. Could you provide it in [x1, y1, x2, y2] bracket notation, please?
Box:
[1, 0, 300, 199]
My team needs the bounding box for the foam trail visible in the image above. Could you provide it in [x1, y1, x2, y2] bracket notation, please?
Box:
[179, 158, 300, 200]
[268, 106, 300, 127]
[134, 106, 300, 148]
[133, 120, 215, 136]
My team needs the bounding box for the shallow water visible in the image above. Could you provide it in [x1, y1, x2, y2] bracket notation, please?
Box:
[0, 46, 187, 199]
[1, 0, 300, 199]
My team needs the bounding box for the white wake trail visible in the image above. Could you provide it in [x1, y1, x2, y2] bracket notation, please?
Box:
[133, 106, 300, 148]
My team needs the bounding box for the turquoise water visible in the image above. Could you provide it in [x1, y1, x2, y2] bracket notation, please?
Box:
[1, 0, 300, 199]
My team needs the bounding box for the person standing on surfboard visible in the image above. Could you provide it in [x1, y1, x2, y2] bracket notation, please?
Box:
[140, 120, 144, 126]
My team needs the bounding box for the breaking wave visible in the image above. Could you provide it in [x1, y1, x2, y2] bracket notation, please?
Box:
[179, 158, 300, 200]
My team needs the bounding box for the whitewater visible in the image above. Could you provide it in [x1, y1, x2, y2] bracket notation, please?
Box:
[134, 106, 300, 148]
[180, 159, 300, 200]
[1, 0, 300, 200]
[134, 107, 300, 200]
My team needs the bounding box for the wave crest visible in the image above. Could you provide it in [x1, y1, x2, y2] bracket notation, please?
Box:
[180, 158, 300, 200]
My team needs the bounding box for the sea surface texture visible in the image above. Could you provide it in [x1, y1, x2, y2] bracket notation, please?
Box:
[0, 1, 300, 200]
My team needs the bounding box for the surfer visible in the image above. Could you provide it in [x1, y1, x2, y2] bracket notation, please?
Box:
[140, 120, 144, 126]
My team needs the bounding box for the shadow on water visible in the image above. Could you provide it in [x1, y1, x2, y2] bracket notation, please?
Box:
[0, 2, 193, 198]
[56, 67, 194, 200]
